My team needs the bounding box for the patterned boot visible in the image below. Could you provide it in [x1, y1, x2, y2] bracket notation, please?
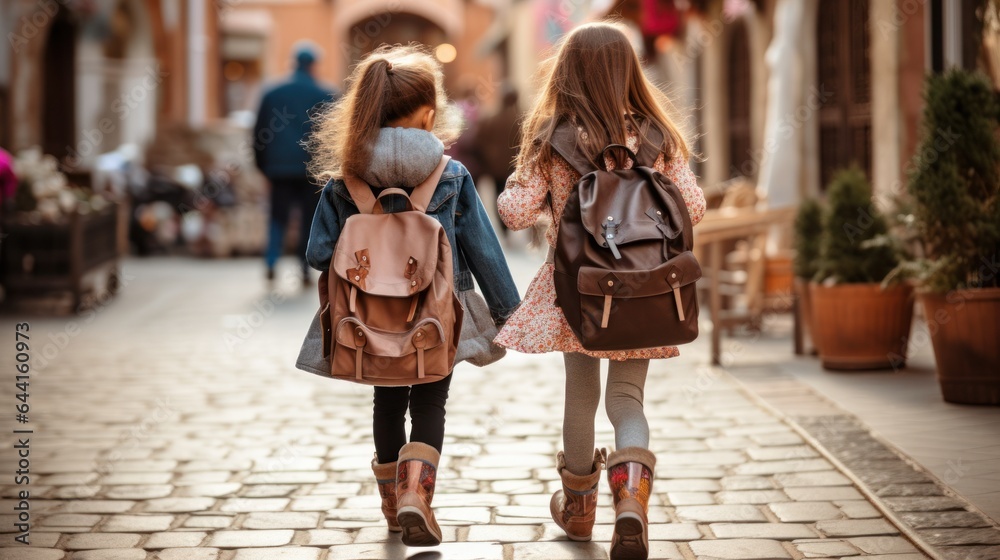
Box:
[370, 455, 400, 532]
[607, 447, 656, 560]
[549, 449, 606, 541]
[395, 442, 443, 546]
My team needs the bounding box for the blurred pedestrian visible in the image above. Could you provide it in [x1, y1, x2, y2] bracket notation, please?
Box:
[444, 85, 484, 182]
[494, 22, 706, 560]
[0, 148, 16, 214]
[475, 86, 521, 237]
[253, 42, 337, 284]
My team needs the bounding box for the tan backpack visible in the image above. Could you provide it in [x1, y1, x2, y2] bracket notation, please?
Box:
[319, 156, 463, 385]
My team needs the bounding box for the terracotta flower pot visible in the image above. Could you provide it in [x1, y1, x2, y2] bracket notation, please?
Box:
[919, 288, 1000, 405]
[809, 282, 915, 370]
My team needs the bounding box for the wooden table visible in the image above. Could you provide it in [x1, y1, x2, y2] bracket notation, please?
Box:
[694, 207, 796, 365]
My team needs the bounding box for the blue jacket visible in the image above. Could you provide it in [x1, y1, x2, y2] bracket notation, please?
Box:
[253, 69, 336, 179]
[305, 133, 520, 324]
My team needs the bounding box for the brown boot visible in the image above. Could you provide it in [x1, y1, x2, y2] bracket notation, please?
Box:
[371, 455, 401, 532]
[395, 442, 443, 546]
[549, 449, 606, 541]
[607, 447, 656, 560]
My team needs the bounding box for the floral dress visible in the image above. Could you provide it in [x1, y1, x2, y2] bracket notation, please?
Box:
[494, 132, 707, 360]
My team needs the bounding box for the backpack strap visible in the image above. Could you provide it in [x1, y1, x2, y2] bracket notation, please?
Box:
[549, 119, 667, 174]
[549, 121, 597, 176]
[343, 174, 378, 214]
[409, 155, 451, 213]
[343, 155, 451, 215]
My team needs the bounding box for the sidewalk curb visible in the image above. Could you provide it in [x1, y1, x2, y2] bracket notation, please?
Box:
[720, 367, 952, 560]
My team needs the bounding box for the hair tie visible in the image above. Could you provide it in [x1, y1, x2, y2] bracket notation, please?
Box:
[385, 61, 393, 74]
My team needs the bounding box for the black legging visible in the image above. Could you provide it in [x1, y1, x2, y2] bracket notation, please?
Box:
[373, 374, 453, 463]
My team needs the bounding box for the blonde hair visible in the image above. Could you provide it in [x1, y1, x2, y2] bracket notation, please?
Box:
[517, 21, 690, 178]
[308, 44, 463, 183]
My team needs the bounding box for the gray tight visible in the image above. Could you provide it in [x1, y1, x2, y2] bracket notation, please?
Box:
[562, 353, 650, 476]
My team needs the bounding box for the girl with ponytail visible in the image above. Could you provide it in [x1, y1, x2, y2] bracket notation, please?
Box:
[302, 45, 520, 547]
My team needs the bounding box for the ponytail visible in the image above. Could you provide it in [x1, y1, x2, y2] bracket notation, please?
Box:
[307, 44, 464, 183]
[344, 58, 394, 176]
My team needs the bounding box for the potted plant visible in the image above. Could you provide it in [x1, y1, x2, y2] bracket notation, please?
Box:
[793, 198, 822, 354]
[809, 167, 915, 370]
[903, 69, 1000, 405]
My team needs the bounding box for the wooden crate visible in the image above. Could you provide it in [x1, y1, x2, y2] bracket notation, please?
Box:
[1, 203, 121, 312]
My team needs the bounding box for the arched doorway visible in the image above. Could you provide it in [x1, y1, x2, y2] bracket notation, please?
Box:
[42, 7, 78, 161]
[348, 13, 447, 63]
[816, 0, 871, 188]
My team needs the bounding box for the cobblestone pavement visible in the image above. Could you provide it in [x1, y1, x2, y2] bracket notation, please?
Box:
[0, 256, 966, 559]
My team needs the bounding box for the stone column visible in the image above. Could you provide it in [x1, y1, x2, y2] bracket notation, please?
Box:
[871, 0, 902, 210]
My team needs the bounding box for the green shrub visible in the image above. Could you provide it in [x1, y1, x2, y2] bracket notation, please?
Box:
[905, 69, 1000, 292]
[793, 198, 822, 279]
[815, 167, 898, 284]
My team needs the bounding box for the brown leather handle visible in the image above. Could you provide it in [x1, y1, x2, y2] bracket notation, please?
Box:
[371, 188, 413, 214]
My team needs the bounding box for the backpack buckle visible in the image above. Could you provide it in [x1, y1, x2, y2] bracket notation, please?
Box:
[602, 218, 622, 260]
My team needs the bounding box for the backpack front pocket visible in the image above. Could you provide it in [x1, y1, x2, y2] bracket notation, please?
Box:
[331, 317, 449, 385]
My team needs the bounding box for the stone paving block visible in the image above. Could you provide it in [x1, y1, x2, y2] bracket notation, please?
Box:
[647, 523, 703, 541]
[435, 507, 494, 524]
[208, 529, 295, 548]
[937, 545, 1000, 560]
[490, 480, 546, 495]
[774, 471, 851, 488]
[176, 483, 242, 497]
[242, 512, 320, 530]
[510, 541, 609, 559]
[352, 525, 458, 543]
[72, 550, 147, 560]
[0, 549, 65, 560]
[232, 547, 323, 560]
[219, 498, 290, 512]
[58, 501, 135, 514]
[815, 518, 899, 537]
[659, 479, 722, 492]
[99, 473, 173, 485]
[847, 536, 919, 554]
[793, 539, 860, 557]
[301, 529, 355, 545]
[154, 548, 221, 560]
[243, 472, 326, 484]
[142, 497, 216, 512]
[64, 533, 142, 549]
[768, 501, 842, 522]
[289, 496, 340, 511]
[101, 514, 175, 532]
[899, 511, 991, 529]
[675, 504, 767, 523]
[142, 531, 207, 548]
[735, 459, 834, 475]
[466, 524, 540, 542]
[666, 492, 717, 505]
[689, 538, 792, 559]
[837, 499, 881, 519]
[182, 515, 235, 529]
[882, 496, 967, 512]
[710, 522, 818, 539]
[784, 486, 863, 501]
[875, 483, 943, 497]
[104, 485, 174, 500]
[37, 514, 101, 527]
[916, 527, 1000, 546]
[720, 476, 776, 490]
[331, 543, 505, 559]
[746, 446, 819, 461]
[51, 486, 100, 499]
[242, 484, 299, 498]
[853, 555, 926, 560]
[749, 433, 804, 447]
[716, 490, 790, 504]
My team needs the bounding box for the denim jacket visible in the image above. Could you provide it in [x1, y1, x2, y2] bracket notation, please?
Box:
[305, 158, 520, 324]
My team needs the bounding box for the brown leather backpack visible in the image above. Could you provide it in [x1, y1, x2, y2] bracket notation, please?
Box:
[549, 121, 701, 351]
[319, 156, 463, 385]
